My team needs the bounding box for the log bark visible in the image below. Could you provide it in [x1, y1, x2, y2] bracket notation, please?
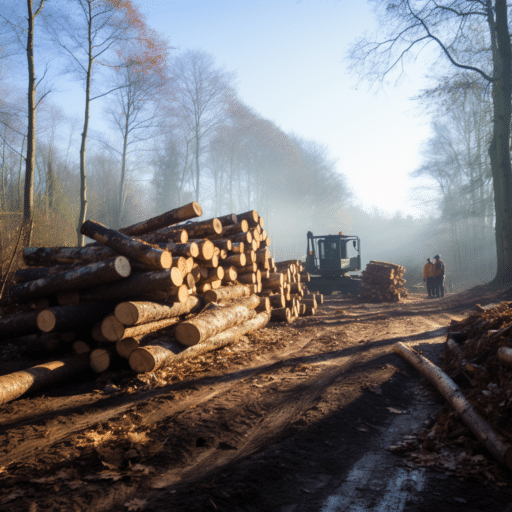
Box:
[158, 241, 199, 258]
[81, 220, 171, 270]
[114, 295, 203, 326]
[267, 293, 285, 309]
[118, 201, 202, 236]
[237, 272, 256, 284]
[176, 217, 222, 238]
[115, 336, 141, 359]
[209, 221, 249, 240]
[393, 341, 512, 470]
[101, 314, 181, 342]
[212, 239, 233, 252]
[137, 284, 190, 304]
[236, 210, 259, 227]
[74, 268, 183, 303]
[216, 213, 238, 227]
[173, 256, 187, 277]
[199, 254, 219, 268]
[130, 311, 270, 373]
[223, 253, 246, 267]
[0, 356, 91, 405]
[175, 295, 259, 346]
[37, 303, 115, 333]
[202, 284, 251, 303]
[140, 227, 189, 244]
[23, 245, 118, 266]
[9, 256, 131, 302]
[271, 307, 291, 322]
[0, 309, 44, 338]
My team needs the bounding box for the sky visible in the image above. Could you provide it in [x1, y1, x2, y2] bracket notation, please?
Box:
[137, 0, 434, 217]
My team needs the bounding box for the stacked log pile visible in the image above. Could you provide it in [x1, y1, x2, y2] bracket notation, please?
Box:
[0, 203, 316, 404]
[389, 301, 512, 481]
[360, 260, 407, 303]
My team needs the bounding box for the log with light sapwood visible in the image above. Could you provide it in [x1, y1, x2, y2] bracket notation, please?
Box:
[393, 341, 512, 470]
[114, 295, 204, 327]
[249, 229, 261, 247]
[237, 272, 256, 284]
[9, 256, 131, 302]
[243, 250, 256, 264]
[200, 254, 219, 268]
[199, 280, 222, 292]
[229, 231, 252, 244]
[267, 293, 285, 309]
[23, 245, 118, 267]
[299, 303, 307, 316]
[303, 305, 316, 316]
[498, 346, 512, 366]
[73, 268, 183, 303]
[218, 248, 228, 260]
[80, 220, 172, 270]
[118, 201, 202, 237]
[212, 239, 233, 252]
[129, 311, 270, 373]
[255, 248, 270, 264]
[101, 314, 181, 342]
[14, 263, 80, 284]
[190, 239, 215, 260]
[288, 282, 303, 295]
[202, 284, 251, 303]
[216, 213, 238, 227]
[0, 308, 45, 339]
[37, 303, 116, 333]
[0, 356, 91, 405]
[184, 273, 196, 290]
[227, 263, 258, 274]
[172, 256, 187, 277]
[176, 217, 223, 239]
[140, 227, 189, 244]
[209, 221, 249, 240]
[116, 336, 141, 358]
[261, 272, 284, 291]
[236, 210, 259, 227]
[301, 298, 317, 309]
[221, 266, 238, 284]
[304, 293, 323, 304]
[198, 267, 224, 284]
[73, 340, 91, 355]
[255, 296, 271, 313]
[91, 322, 108, 342]
[89, 347, 117, 373]
[230, 242, 244, 253]
[223, 253, 246, 267]
[271, 307, 291, 323]
[175, 294, 260, 346]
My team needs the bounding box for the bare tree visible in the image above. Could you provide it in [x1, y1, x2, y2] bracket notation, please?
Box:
[350, 0, 512, 285]
[170, 50, 233, 202]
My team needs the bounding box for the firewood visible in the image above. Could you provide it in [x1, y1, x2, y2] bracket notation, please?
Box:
[393, 342, 512, 470]
[0, 356, 91, 405]
[81, 220, 172, 270]
[175, 295, 260, 346]
[118, 201, 202, 236]
[114, 295, 203, 326]
[9, 256, 131, 302]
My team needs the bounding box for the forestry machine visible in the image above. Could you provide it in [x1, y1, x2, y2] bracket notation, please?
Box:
[304, 231, 362, 295]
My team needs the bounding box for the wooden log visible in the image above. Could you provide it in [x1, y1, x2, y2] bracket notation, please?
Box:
[216, 213, 238, 227]
[0, 309, 44, 338]
[229, 231, 252, 245]
[72, 340, 91, 354]
[140, 227, 189, 244]
[198, 266, 224, 284]
[136, 284, 190, 304]
[221, 266, 238, 283]
[203, 284, 251, 303]
[80, 220, 172, 270]
[199, 254, 219, 268]
[304, 305, 316, 316]
[184, 273, 196, 290]
[91, 322, 108, 342]
[115, 336, 142, 358]
[9, 256, 131, 302]
[0, 356, 91, 405]
[213, 239, 233, 252]
[175, 295, 260, 346]
[37, 303, 115, 333]
[74, 268, 183, 302]
[190, 239, 215, 260]
[237, 272, 256, 284]
[23, 245, 118, 267]
[90, 347, 117, 373]
[209, 221, 249, 239]
[236, 210, 259, 227]
[14, 263, 80, 284]
[223, 253, 246, 267]
[261, 272, 284, 290]
[301, 298, 318, 309]
[267, 293, 285, 309]
[230, 242, 244, 254]
[497, 346, 512, 366]
[101, 315, 181, 342]
[255, 248, 270, 264]
[118, 201, 202, 236]
[114, 295, 203, 326]
[156, 241, 196, 258]
[129, 311, 270, 373]
[393, 341, 512, 470]
[226, 263, 258, 273]
[8, 331, 68, 356]
[271, 307, 291, 323]
[172, 256, 187, 277]
[244, 250, 256, 264]
[255, 296, 271, 313]
[175, 217, 222, 238]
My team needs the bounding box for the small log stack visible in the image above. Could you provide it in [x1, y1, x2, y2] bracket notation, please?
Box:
[0, 204, 316, 404]
[360, 260, 407, 303]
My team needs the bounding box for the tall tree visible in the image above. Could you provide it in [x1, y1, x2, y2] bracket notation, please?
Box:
[170, 50, 233, 202]
[350, 0, 512, 285]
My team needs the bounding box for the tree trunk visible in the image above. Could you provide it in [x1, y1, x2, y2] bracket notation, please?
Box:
[394, 341, 512, 469]
[80, 220, 172, 269]
[0, 356, 91, 405]
[175, 295, 260, 346]
[119, 202, 202, 237]
[114, 295, 203, 326]
[9, 256, 131, 302]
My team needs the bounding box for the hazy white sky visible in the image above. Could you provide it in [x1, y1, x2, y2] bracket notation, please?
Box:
[137, 0, 433, 217]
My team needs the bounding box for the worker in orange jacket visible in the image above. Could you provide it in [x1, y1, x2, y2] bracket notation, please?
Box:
[433, 255, 446, 298]
[423, 258, 435, 298]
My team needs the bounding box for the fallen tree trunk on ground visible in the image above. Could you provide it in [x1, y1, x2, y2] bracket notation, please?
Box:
[393, 341, 512, 470]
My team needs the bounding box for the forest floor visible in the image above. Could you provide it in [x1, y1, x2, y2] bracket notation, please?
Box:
[0, 286, 512, 511]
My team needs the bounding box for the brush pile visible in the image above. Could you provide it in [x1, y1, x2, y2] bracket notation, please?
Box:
[0, 202, 316, 405]
[360, 260, 407, 303]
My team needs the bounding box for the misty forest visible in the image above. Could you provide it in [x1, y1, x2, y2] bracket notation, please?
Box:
[0, 0, 508, 293]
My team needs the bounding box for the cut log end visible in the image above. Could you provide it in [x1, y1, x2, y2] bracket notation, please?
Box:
[37, 310, 56, 333]
[129, 348, 156, 373]
[115, 256, 132, 277]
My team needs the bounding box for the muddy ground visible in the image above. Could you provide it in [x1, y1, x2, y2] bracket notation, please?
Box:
[0, 288, 512, 511]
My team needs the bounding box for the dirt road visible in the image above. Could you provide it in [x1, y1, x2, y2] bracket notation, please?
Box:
[0, 289, 511, 511]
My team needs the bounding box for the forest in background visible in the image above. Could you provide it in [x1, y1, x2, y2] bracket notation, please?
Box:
[0, 0, 499, 294]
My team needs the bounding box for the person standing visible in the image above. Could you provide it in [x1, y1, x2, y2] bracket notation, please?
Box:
[423, 258, 435, 298]
[433, 255, 446, 298]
